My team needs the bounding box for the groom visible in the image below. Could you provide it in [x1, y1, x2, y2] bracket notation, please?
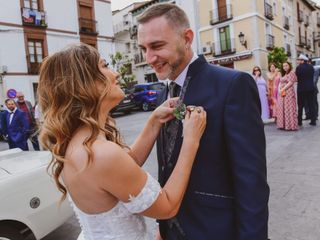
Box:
[137, 3, 269, 240]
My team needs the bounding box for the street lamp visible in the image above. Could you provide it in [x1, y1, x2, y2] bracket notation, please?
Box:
[238, 32, 247, 49]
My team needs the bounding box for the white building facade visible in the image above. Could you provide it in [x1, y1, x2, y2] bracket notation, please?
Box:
[0, 0, 114, 105]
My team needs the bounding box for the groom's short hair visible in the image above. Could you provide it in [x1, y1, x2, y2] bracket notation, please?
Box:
[137, 3, 190, 32]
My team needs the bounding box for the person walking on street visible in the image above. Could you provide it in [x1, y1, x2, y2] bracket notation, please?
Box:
[313, 65, 319, 120]
[16, 92, 40, 150]
[4, 98, 29, 150]
[137, 3, 269, 240]
[296, 54, 317, 126]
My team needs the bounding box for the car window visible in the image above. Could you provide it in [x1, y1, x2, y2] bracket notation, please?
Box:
[134, 87, 144, 93]
[147, 83, 165, 91]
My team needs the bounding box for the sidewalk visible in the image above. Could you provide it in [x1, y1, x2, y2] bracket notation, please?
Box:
[266, 121, 320, 240]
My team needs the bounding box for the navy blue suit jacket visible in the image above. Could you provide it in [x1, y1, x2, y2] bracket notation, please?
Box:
[296, 63, 315, 92]
[5, 109, 29, 144]
[156, 56, 269, 240]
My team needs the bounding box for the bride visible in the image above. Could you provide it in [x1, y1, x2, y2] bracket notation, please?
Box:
[37, 43, 206, 240]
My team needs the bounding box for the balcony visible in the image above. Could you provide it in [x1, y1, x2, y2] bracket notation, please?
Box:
[298, 10, 304, 22]
[79, 18, 98, 35]
[266, 34, 275, 50]
[306, 39, 312, 49]
[21, 7, 47, 28]
[305, 16, 309, 27]
[264, 3, 273, 20]
[285, 43, 291, 57]
[299, 35, 306, 47]
[134, 52, 146, 65]
[28, 61, 41, 75]
[209, 4, 233, 25]
[212, 38, 236, 57]
[113, 21, 131, 34]
[283, 16, 289, 30]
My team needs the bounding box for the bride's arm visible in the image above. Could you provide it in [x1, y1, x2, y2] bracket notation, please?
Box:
[97, 108, 206, 219]
[127, 98, 178, 166]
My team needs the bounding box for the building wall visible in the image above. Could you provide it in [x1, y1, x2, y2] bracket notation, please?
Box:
[44, 0, 78, 31]
[0, 0, 114, 104]
[0, 0, 22, 24]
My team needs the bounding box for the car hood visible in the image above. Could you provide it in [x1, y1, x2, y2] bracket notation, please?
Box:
[0, 148, 51, 174]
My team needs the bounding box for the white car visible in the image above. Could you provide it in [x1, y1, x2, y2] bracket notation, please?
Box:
[0, 148, 73, 240]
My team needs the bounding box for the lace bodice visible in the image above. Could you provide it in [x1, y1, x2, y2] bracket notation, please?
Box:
[69, 172, 161, 240]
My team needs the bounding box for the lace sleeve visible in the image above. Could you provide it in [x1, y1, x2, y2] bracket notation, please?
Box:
[122, 172, 161, 214]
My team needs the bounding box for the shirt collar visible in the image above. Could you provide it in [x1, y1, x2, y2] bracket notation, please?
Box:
[169, 52, 198, 87]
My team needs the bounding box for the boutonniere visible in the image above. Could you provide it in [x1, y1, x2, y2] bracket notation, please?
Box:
[173, 102, 186, 120]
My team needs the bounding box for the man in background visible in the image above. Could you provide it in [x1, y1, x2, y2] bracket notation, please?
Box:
[16, 92, 40, 150]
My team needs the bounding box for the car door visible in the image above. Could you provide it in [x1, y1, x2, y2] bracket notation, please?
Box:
[133, 86, 145, 104]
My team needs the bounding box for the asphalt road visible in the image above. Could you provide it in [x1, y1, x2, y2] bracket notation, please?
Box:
[2, 109, 320, 240]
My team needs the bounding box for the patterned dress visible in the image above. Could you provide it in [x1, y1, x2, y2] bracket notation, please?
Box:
[276, 71, 298, 130]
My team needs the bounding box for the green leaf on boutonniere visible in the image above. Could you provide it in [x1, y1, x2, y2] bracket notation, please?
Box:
[173, 103, 186, 120]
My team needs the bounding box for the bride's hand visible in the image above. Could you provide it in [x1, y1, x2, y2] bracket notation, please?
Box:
[151, 97, 179, 124]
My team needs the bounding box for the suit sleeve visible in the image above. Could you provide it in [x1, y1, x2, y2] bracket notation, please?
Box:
[224, 72, 269, 240]
[21, 112, 30, 136]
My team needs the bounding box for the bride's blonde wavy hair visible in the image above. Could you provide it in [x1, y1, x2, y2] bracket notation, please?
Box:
[38, 43, 127, 202]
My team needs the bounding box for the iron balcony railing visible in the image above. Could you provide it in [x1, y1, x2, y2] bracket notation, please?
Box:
[79, 18, 98, 35]
[266, 34, 275, 50]
[283, 16, 289, 30]
[209, 4, 233, 25]
[21, 7, 47, 28]
[264, 2, 273, 20]
[212, 38, 236, 57]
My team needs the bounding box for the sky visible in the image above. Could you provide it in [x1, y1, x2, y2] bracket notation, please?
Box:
[111, 0, 147, 11]
[111, 0, 320, 11]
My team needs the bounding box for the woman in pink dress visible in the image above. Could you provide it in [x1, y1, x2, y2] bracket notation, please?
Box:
[276, 61, 298, 130]
[267, 63, 281, 118]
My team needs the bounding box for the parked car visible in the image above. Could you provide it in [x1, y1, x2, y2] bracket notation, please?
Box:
[311, 57, 320, 70]
[111, 88, 136, 115]
[0, 148, 73, 240]
[131, 82, 166, 111]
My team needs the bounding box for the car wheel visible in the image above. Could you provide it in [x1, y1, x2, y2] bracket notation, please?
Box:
[142, 102, 150, 111]
[0, 225, 24, 240]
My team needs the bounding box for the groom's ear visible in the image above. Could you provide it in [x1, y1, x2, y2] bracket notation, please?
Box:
[183, 28, 194, 49]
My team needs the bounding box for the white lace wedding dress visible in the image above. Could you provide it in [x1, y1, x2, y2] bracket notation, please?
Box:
[69, 172, 161, 240]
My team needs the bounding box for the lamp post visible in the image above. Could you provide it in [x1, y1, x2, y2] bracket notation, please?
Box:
[238, 32, 247, 49]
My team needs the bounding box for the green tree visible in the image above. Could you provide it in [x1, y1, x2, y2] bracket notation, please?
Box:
[267, 47, 288, 69]
[110, 52, 137, 89]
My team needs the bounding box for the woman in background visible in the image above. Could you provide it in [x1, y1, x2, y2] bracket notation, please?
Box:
[276, 61, 298, 131]
[253, 66, 270, 121]
[267, 63, 281, 118]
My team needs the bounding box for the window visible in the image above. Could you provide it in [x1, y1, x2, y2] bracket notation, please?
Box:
[27, 39, 44, 74]
[219, 26, 231, 52]
[28, 39, 43, 63]
[24, 0, 39, 10]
